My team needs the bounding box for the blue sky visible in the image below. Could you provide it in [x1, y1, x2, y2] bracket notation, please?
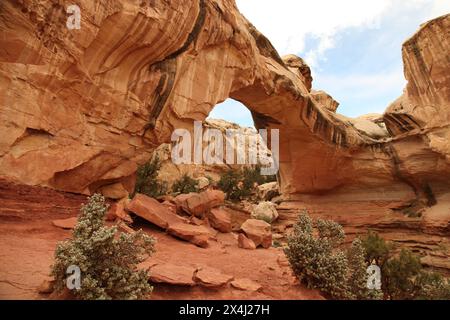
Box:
[208, 0, 450, 127]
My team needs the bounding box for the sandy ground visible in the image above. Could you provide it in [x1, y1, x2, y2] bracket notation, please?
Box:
[0, 179, 322, 300]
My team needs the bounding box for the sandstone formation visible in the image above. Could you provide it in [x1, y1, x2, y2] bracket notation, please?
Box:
[51, 217, 77, 230]
[127, 194, 186, 229]
[174, 190, 225, 218]
[0, 0, 449, 276]
[257, 182, 280, 201]
[193, 266, 234, 288]
[167, 223, 212, 248]
[241, 219, 272, 249]
[251, 201, 279, 223]
[230, 278, 262, 292]
[237, 233, 256, 250]
[149, 264, 196, 286]
[1, 0, 449, 212]
[208, 207, 232, 233]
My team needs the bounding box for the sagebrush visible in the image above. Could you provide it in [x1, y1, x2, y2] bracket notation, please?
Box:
[51, 194, 155, 300]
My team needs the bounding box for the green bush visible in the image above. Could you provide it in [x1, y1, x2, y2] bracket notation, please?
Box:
[284, 214, 352, 299]
[132, 155, 167, 198]
[172, 174, 198, 194]
[51, 194, 155, 300]
[347, 238, 383, 300]
[361, 230, 392, 266]
[218, 165, 277, 201]
[361, 231, 450, 300]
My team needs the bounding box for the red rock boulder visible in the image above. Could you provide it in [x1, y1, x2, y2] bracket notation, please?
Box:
[240, 219, 272, 249]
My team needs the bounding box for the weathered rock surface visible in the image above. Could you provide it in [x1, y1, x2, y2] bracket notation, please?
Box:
[174, 190, 225, 218]
[0, 0, 449, 214]
[194, 266, 234, 288]
[251, 201, 279, 223]
[149, 264, 196, 286]
[230, 278, 262, 292]
[208, 208, 232, 233]
[106, 198, 133, 223]
[127, 194, 186, 229]
[237, 233, 256, 250]
[241, 219, 272, 249]
[257, 182, 280, 201]
[52, 217, 77, 230]
[167, 223, 212, 248]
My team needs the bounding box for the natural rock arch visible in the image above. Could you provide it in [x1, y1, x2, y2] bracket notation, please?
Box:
[0, 0, 449, 209]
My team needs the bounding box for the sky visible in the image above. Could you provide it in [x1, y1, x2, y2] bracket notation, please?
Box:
[208, 0, 450, 127]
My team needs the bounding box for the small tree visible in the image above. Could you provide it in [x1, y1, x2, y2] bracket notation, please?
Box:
[347, 238, 382, 300]
[132, 155, 167, 198]
[382, 249, 422, 300]
[172, 174, 198, 194]
[51, 194, 155, 300]
[284, 214, 351, 299]
[361, 230, 392, 266]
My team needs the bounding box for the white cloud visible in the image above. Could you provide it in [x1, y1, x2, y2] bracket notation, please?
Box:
[236, 0, 448, 68]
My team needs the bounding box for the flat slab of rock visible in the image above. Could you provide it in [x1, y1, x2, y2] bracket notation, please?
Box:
[106, 198, 133, 223]
[238, 233, 256, 250]
[149, 263, 196, 286]
[208, 208, 232, 233]
[167, 223, 212, 248]
[240, 219, 272, 248]
[174, 190, 225, 218]
[194, 267, 234, 288]
[52, 217, 77, 229]
[231, 278, 262, 292]
[127, 193, 186, 229]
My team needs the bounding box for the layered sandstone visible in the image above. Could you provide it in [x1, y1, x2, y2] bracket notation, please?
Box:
[0, 2, 449, 237]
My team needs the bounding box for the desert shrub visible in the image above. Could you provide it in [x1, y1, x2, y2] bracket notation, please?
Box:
[218, 165, 277, 201]
[361, 231, 450, 300]
[284, 214, 351, 299]
[51, 194, 155, 300]
[172, 174, 198, 194]
[347, 238, 382, 300]
[218, 169, 249, 201]
[382, 249, 422, 300]
[414, 271, 450, 300]
[361, 230, 392, 266]
[132, 155, 167, 198]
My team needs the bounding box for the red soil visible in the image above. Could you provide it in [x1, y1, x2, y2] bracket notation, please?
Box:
[0, 178, 322, 300]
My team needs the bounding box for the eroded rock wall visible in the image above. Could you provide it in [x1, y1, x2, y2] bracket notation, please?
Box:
[0, 1, 449, 212]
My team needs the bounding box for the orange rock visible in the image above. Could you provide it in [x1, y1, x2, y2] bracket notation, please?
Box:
[174, 190, 225, 218]
[106, 198, 133, 223]
[237, 233, 256, 250]
[240, 219, 272, 249]
[193, 266, 234, 288]
[230, 278, 262, 292]
[52, 217, 78, 230]
[167, 223, 212, 248]
[127, 194, 186, 230]
[149, 264, 196, 286]
[208, 208, 232, 233]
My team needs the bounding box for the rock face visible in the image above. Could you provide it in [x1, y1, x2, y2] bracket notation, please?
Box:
[251, 201, 279, 223]
[208, 208, 232, 233]
[174, 190, 225, 218]
[0, 0, 449, 209]
[237, 233, 256, 250]
[241, 219, 272, 249]
[257, 182, 279, 201]
[0, 1, 449, 265]
[127, 194, 186, 229]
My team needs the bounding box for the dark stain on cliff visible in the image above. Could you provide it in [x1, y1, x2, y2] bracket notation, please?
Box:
[144, 0, 207, 132]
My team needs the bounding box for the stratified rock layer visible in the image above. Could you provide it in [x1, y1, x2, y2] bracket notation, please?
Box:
[0, 2, 449, 262]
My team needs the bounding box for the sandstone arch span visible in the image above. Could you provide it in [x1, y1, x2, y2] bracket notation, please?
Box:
[0, 1, 449, 211]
